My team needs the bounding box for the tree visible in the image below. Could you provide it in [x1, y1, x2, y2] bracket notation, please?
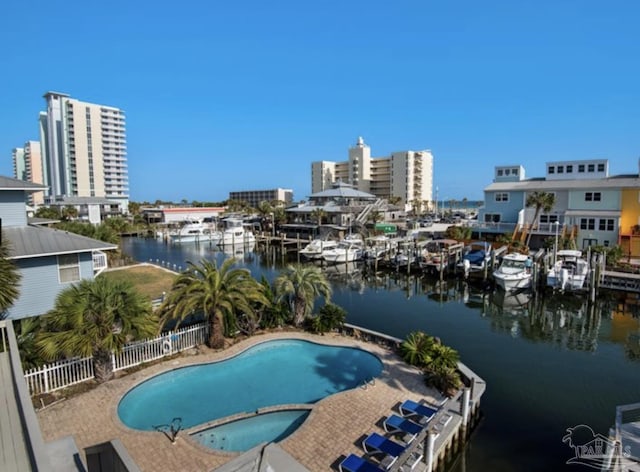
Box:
[0, 236, 21, 318]
[311, 208, 327, 226]
[159, 259, 267, 349]
[367, 210, 383, 225]
[60, 205, 79, 221]
[400, 331, 435, 367]
[274, 264, 332, 327]
[36, 277, 157, 382]
[388, 196, 402, 207]
[258, 275, 291, 329]
[34, 206, 61, 220]
[312, 303, 346, 334]
[525, 191, 556, 247]
[425, 343, 460, 372]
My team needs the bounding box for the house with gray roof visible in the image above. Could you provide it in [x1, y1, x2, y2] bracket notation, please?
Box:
[473, 160, 640, 250]
[0, 175, 117, 320]
[287, 181, 385, 228]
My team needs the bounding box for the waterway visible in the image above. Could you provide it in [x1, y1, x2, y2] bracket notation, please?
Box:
[121, 237, 640, 471]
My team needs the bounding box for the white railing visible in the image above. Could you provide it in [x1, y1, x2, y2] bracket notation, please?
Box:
[24, 323, 208, 395]
[93, 250, 108, 276]
[113, 323, 208, 372]
[25, 356, 94, 396]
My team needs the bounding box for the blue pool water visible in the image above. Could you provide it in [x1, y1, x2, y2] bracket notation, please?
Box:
[118, 339, 382, 431]
[191, 410, 310, 452]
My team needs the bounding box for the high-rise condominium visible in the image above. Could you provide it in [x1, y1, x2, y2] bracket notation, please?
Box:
[12, 141, 45, 206]
[39, 92, 129, 211]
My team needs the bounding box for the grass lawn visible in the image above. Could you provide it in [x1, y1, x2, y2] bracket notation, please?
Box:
[100, 264, 176, 301]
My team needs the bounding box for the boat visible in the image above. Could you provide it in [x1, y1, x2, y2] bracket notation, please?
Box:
[321, 240, 364, 264]
[419, 239, 464, 273]
[458, 241, 493, 276]
[217, 218, 256, 247]
[168, 219, 219, 244]
[299, 239, 339, 260]
[363, 235, 391, 261]
[547, 249, 590, 291]
[493, 253, 533, 292]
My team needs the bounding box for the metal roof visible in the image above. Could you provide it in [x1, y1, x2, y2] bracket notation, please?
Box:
[0, 175, 47, 192]
[49, 196, 118, 206]
[309, 181, 376, 199]
[484, 175, 640, 192]
[3, 226, 118, 259]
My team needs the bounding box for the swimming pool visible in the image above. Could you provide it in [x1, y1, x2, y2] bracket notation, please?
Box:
[191, 409, 310, 452]
[118, 339, 382, 434]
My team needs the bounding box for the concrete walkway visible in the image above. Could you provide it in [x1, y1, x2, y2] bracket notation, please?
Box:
[37, 331, 442, 472]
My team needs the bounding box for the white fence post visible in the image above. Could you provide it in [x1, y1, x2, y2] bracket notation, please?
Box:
[24, 322, 208, 396]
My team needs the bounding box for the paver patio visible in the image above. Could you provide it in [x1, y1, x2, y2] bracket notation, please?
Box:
[37, 331, 442, 471]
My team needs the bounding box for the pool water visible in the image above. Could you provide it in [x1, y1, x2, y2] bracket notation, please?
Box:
[191, 409, 310, 452]
[118, 339, 382, 433]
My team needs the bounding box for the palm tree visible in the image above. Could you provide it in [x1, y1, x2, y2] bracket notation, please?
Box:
[425, 343, 460, 372]
[311, 208, 326, 226]
[0, 236, 21, 318]
[160, 259, 267, 349]
[525, 191, 556, 247]
[367, 210, 382, 225]
[258, 275, 291, 329]
[274, 264, 332, 327]
[36, 277, 158, 382]
[400, 331, 435, 367]
[312, 303, 346, 334]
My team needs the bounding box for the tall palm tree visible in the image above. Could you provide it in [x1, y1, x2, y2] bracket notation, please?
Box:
[274, 264, 332, 327]
[0, 235, 21, 318]
[160, 259, 267, 349]
[36, 277, 157, 382]
[525, 191, 556, 247]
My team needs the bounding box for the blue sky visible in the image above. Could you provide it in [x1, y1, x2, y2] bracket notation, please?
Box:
[1, 0, 639, 203]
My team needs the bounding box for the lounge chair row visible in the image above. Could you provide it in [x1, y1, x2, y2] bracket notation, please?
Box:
[338, 399, 444, 472]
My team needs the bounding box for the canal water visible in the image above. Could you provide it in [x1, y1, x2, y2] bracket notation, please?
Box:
[121, 237, 640, 471]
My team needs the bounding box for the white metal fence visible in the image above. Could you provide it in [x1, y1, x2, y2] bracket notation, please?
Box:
[24, 323, 208, 395]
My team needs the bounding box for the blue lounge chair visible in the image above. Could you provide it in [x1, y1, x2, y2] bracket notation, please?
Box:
[339, 454, 385, 472]
[399, 399, 437, 424]
[362, 432, 406, 469]
[383, 414, 423, 443]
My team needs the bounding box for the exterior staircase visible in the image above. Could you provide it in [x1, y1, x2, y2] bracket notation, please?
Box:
[355, 199, 385, 224]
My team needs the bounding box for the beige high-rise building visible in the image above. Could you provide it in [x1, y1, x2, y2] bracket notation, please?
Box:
[311, 137, 434, 210]
[39, 92, 129, 212]
[12, 141, 45, 206]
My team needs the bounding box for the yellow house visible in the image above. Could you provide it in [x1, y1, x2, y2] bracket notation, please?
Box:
[619, 188, 640, 257]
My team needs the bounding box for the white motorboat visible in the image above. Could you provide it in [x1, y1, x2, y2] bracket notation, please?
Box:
[321, 240, 364, 264]
[493, 253, 533, 292]
[169, 219, 219, 244]
[217, 218, 256, 246]
[299, 239, 339, 260]
[547, 249, 590, 291]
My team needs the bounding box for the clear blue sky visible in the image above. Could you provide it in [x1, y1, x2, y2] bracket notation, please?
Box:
[1, 0, 639, 203]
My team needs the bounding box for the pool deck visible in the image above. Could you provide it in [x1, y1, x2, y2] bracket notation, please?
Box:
[36, 331, 443, 471]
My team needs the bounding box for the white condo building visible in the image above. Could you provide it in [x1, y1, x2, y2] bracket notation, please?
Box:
[311, 137, 434, 211]
[39, 92, 129, 212]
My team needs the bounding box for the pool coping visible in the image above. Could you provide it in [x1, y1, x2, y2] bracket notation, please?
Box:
[38, 330, 440, 471]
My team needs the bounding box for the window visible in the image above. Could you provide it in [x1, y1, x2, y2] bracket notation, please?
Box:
[566, 165, 573, 173]
[540, 214, 559, 223]
[557, 165, 564, 173]
[58, 254, 80, 283]
[495, 193, 509, 202]
[580, 218, 595, 230]
[585, 192, 601, 202]
[588, 164, 595, 172]
[548, 166, 555, 174]
[598, 219, 615, 231]
[598, 163, 605, 172]
[578, 164, 585, 173]
[484, 213, 501, 223]
[512, 168, 519, 175]
[497, 169, 503, 176]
